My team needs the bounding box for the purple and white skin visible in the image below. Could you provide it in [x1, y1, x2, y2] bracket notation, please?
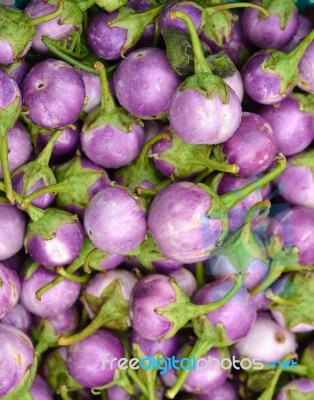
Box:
[36, 122, 80, 157]
[197, 380, 239, 400]
[0, 122, 32, 179]
[148, 156, 285, 263]
[84, 187, 147, 254]
[167, 11, 242, 145]
[241, 0, 298, 49]
[108, 386, 131, 400]
[235, 313, 297, 363]
[66, 329, 125, 388]
[158, 0, 202, 32]
[81, 63, 145, 169]
[0, 264, 20, 319]
[242, 52, 285, 105]
[275, 151, 314, 208]
[114, 47, 181, 118]
[130, 274, 176, 340]
[243, 29, 314, 105]
[25, 0, 76, 54]
[0, 201, 26, 260]
[152, 259, 183, 274]
[81, 72, 101, 113]
[0, 323, 36, 397]
[223, 112, 278, 177]
[267, 206, 314, 265]
[224, 69, 244, 102]
[168, 268, 197, 297]
[148, 182, 224, 263]
[22, 59, 85, 129]
[260, 96, 314, 156]
[81, 122, 145, 169]
[282, 14, 312, 53]
[2, 303, 31, 333]
[194, 280, 257, 342]
[163, 345, 229, 395]
[130, 329, 179, 358]
[25, 209, 85, 268]
[217, 174, 264, 232]
[276, 379, 314, 400]
[29, 374, 54, 400]
[208, 251, 269, 291]
[47, 306, 79, 336]
[1, 59, 31, 85]
[20, 266, 81, 318]
[87, 11, 127, 61]
[298, 41, 314, 93]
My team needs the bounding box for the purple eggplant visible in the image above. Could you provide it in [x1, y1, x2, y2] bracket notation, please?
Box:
[22, 59, 85, 129]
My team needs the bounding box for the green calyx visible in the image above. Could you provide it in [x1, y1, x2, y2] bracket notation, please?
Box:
[47, 0, 83, 29]
[151, 130, 239, 180]
[210, 202, 270, 283]
[268, 272, 314, 331]
[108, 2, 166, 57]
[262, 29, 314, 97]
[127, 233, 166, 273]
[31, 318, 58, 355]
[206, 52, 237, 78]
[283, 388, 314, 400]
[25, 208, 79, 243]
[1, 354, 38, 400]
[291, 92, 314, 118]
[54, 154, 109, 212]
[44, 349, 83, 393]
[250, 235, 312, 295]
[58, 280, 130, 346]
[82, 62, 142, 133]
[179, 72, 230, 103]
[259, 0, 297, 29]
[193, 315, 232, 346]
[0, 7, 35, 61]
[95, 0, 128, 12]
[114, 133, 168, 192]
[155, 274, 243, 340]
[162, 29, 211, 78]
[300, 345, 314, 380]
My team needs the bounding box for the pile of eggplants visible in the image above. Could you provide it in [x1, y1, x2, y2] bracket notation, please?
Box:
[1, 0, 314, 399]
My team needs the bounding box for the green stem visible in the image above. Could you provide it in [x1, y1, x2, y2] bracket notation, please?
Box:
[146, 368, 158, 400]
[94, 62, 116, 114]
[19, 391, 33, 400]
[289, 29, 314, 65]
[170, 10, 211, 74]
[29, 0, 64, 26]
[58, 302, 112, 346]
[195, 262, 205, 288]
[139, 133, 171, 166]
[35, 257, 83, 300]
[11, 188, 44, 221]
[136, 178, 171, 196]
[42, 36, 99, 75]
[243, 200, 271, 224]
[194, 169, 212, 183]
[60, 389, 72, 400]
[192, 273, 243, 316]
[208, 2, 270, 17]
[166, 339, 212, 399]
[79, 307, 89, 331]
[250, 264, 285, 295]
[197, 159, 239, 174]
[128, 369, 148, 398]
[37, 129, 63, 166]
[265, 289, 297, 306]
[221, 154, 286, 210]
[21, 181, 73, 208]
[0, 129, 14, 203]
[57, 267, 89, 283]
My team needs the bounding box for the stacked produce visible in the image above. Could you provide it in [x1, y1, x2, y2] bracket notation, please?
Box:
[1, 0, 314, 399]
